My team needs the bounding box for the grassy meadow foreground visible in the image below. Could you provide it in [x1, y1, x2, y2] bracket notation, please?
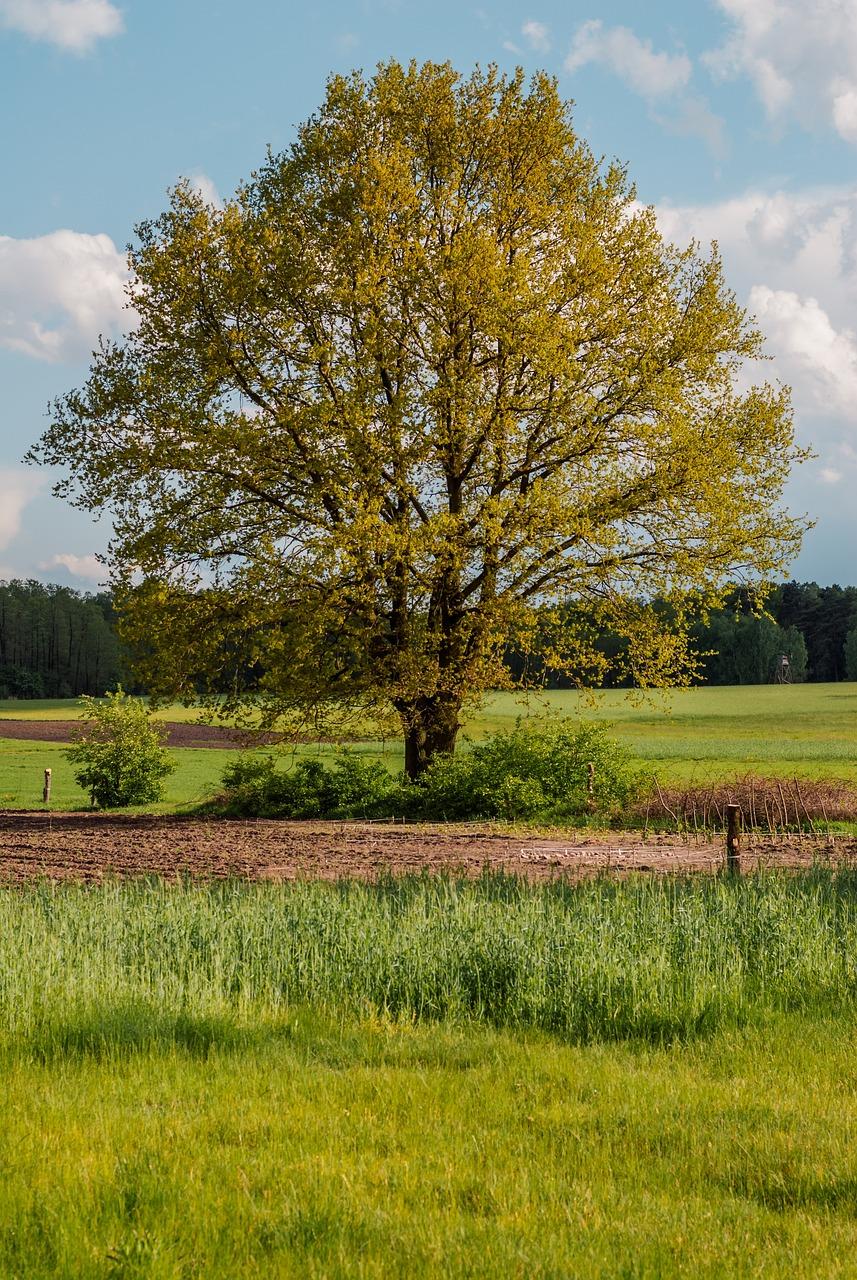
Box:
[1, 687, 855, 1273]
[2, 872, 857, 1277]
[1, 682, 856, 812]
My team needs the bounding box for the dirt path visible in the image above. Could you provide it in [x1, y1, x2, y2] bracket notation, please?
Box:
[0, 812, 853, 883]
[0, 719, 279, 748]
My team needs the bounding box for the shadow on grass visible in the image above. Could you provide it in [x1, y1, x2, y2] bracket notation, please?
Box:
[727, 1168, 857, 1216]
[7, 1001, 516, 1070]
[19, 1004, 265, 1063]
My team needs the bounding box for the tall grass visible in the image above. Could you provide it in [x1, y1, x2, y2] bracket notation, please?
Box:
[3, 875, 857, 1276]
[3, 870, 857, 1056]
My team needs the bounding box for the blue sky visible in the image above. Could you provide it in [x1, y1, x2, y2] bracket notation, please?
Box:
[1, 0, 856, 586]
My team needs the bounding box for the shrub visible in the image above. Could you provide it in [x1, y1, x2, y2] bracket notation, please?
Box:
[67, 689, 175, 808]
[415, 721, 636, 821]
[215, 721, 636, 823]
[217, 752, 404, 818]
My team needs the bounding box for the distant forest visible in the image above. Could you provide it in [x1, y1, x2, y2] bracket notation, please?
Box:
[1, 578, 856, 700]
[0, 581, 124, 699]
[697, 582, 857, 686]
[505, 581, 857, 689]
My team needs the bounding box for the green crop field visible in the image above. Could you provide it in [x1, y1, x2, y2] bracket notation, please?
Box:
[1, 683, 856, 811]
[1, 872, 856, 1278]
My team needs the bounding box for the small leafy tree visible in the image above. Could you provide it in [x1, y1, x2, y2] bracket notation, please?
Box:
[67, 689, 175, 808]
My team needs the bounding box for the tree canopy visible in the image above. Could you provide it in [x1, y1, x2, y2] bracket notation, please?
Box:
[30, 61, 807, 774]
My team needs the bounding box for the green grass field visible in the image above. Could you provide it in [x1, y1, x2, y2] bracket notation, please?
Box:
[0, 737, 236, 811]
[2, 683, 855, 810]
[6, 1012, 857, 1278]
[2, 872, 857, 1278]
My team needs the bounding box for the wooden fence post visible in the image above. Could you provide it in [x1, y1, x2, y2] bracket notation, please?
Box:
[43, 768, 52, 805]
[726, 803, 741, 874]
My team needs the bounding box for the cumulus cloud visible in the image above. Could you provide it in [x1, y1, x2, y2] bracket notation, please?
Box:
[653, 182, 857, 566]
[655, 186, 857, 336]
[187, 172, 223, 210]
[0, 228, 127, 362]
[521, 19, 550, 53]
[749, 285, 857, 418]
[704, 0, 857, 143]
[565, 20, 691, 98]
[0, 0, 123, 53]
[0, 470, 43, 550]
[40, 552, 103, 580]
[564, 20, 723, 153]
[654, 184, 857, 441]
[832, 80, 857, 142]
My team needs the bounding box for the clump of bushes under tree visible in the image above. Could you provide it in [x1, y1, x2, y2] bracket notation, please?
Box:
[215, 721, 637, 823]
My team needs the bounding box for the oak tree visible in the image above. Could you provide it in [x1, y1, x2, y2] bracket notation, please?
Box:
[32, 61, 806, 775]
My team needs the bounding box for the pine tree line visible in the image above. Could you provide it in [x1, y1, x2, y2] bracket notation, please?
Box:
[0, 581, 124, 699]
[1, 578, 856, 700]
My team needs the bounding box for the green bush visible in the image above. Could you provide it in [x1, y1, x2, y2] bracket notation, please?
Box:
[66, 689, 175, 808]
[218, 752, 405, 818]
[216, 721, 636, 822]
[415, 721, 636, 820]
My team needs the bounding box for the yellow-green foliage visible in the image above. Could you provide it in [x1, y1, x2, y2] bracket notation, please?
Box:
[66, 689, 175, 808]
[32, 61, 806, 773]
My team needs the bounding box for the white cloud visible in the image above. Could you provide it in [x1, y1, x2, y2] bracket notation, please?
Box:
[521, 20, 550, 53]
[655, 186, 857, 335]
[0, 228, 127, 362]
[0, 0, 123, 52]
[40, 552, 103, 580]
[705, 0, 857, 143]
[748, 285, 857, 418]
[832, 80, 857, 142]
[653, 181, 857, 575]
[187, 172, 223, 210]
[563, 19, 722, 153]
[565, 20, 691, 98]
[653, 184, 857, 436]
[0, 470, 43, 550]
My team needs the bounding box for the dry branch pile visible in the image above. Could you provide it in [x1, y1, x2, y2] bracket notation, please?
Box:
[640, 774, 857, 831]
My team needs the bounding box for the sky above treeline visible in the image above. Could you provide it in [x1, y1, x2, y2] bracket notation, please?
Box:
[1, 0, 856, 587]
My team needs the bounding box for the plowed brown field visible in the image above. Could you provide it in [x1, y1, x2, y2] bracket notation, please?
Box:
[0, 813, 853, 883]
[0, 720, 278, 747]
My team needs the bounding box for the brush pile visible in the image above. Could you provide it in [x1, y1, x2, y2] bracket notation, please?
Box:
[640, 774, 857, 831]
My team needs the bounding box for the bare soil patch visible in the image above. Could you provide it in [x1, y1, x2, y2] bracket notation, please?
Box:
[0, 812, 853, 884]
[0, 720, 279, 748]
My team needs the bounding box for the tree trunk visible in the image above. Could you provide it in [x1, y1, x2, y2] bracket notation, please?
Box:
[399, 692, 463, 779]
